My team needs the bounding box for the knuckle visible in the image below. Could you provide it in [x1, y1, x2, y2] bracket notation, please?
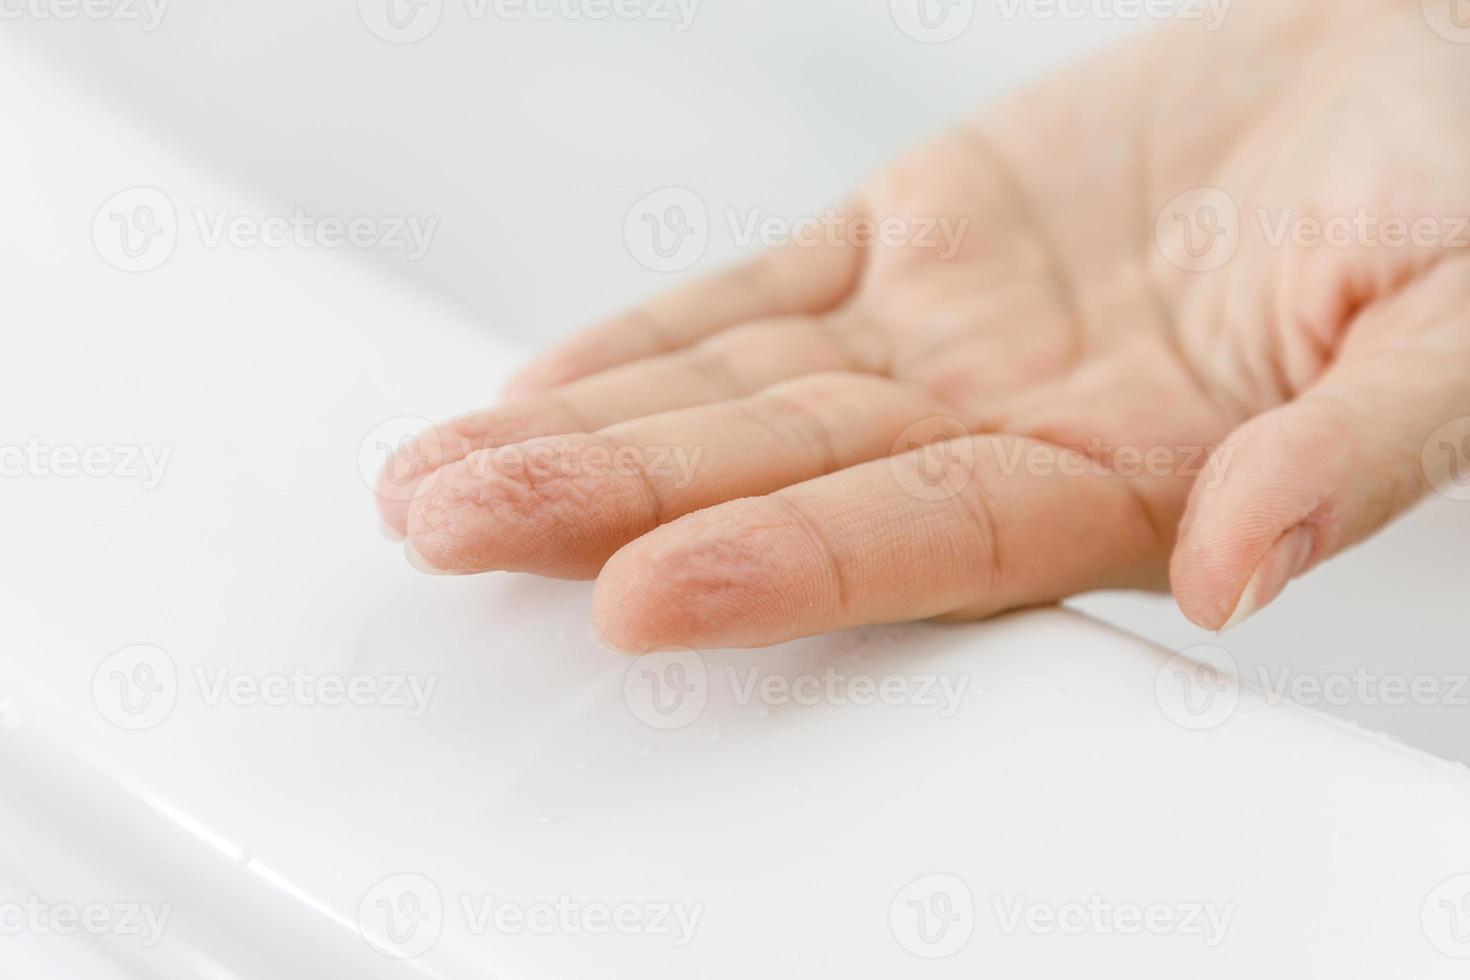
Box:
[696, 319, 785, 360]
[761, 371, 870, 403]
[738, 389, 843, 471]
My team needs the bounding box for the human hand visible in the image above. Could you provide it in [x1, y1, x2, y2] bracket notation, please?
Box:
[378, 0, 1470, 652]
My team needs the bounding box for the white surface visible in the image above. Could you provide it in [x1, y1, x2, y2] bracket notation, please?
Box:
[13, 0, 1470, 763]
[4, 39, 1470, 978]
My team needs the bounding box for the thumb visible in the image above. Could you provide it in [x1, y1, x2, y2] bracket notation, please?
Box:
[1171, 259, 1470, 631]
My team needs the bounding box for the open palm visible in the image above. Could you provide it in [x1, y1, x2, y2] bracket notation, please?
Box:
[379, 0, 1470, 652]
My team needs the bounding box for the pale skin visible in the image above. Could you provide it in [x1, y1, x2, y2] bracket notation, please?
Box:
[378, 0, 1470, 652]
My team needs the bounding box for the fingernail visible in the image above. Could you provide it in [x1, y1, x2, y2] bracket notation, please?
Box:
[1221, 525, 1316, 632]
[403, 540, 467, 576]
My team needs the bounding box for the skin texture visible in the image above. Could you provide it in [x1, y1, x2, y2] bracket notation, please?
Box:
[378, 0, 1470, 652]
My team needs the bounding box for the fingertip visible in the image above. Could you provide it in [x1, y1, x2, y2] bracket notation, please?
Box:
[404, 440, 636, 579]
[1169, 534, 1239, 632]
[400, 469, 466, 574]
[588, 620, 642, 657]
[373, 420, 466, 537]
[591, 544, 677, 655]
[403, 538, 470, 577]
[593, 507, 793, 652]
